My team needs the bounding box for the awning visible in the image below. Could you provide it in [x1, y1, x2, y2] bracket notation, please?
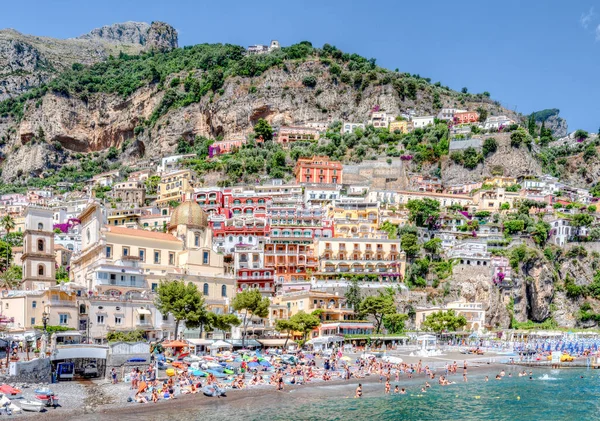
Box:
[137, 309, 151, 315]
[186, 339, 214, 346]
[163, 340, 188, 348]
[257, 338, 296, 347]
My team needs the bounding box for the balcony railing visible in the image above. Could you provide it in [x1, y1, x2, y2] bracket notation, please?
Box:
[49, 299, 77, 308]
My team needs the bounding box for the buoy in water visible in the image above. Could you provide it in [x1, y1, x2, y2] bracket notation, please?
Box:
[517, 396, 521, 400]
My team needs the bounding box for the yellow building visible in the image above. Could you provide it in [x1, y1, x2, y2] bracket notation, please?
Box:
[389, 120, 411, 134]
[0, 287, 80, 334]
[314, 237, 406, 282]
[483, 176, 517, 187]
[472, 188, 519, 212]
[157, 169, 197, 207]
[272, 290, 355, 323]
[328, 202, 380, 238]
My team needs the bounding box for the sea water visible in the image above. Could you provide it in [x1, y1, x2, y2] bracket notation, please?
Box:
[86, 368, 600, 421]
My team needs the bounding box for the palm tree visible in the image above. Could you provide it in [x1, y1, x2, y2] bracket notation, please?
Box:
[0, 265, 21, 290]
[0, 215, 15, 238]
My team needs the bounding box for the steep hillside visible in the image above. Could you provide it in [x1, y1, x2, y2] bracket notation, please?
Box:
[0, 40, 520, 184]
[0, 21, 177, 100]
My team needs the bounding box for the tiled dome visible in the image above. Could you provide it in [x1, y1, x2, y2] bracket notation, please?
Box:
[169, 198, 207, 230]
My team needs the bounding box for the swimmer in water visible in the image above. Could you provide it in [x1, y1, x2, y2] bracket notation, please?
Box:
[355, 384, 363, 398]
[394, 385, 400, 394]
[485, 376, 489, 382]
[400, 388, 406, 394]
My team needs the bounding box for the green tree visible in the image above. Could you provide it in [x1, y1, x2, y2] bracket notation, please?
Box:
[574, 129, 589, 141]
[206, 313, 241, 332]
[254, 118, 274, 141]
[302, 76, 317, 87]
[530, 221, 551, 247]
[503, 219, 525, 234]
[154, 280, 207, 339]
[0, 240, 12, 272]
[0, 265, 21, 290]
[382, 313, 408, 334]
[345, 278, 362, 315]
[275, 319, 297, 349]
[380, 221, 399, 239]
[0, 215, 15, 237]
[145, 175, 161, 195]
[423, 238, 442, 257]
[176, 138, 193, 154]
[510, 127, 531, 148]
[401, 233, 420, 258]
[407, 198, 440, 227]
[572, 213, 594, 227]
[422, 309, 467, 333]
[232, 288, 270, 347]
[527, 113, 537, 137]
[360, 293, 396, 334]
[55, 266, 69, 283]
[106, 330, 145, 342]
[289, 311, 321, 342]
[482, 137, 497, 156]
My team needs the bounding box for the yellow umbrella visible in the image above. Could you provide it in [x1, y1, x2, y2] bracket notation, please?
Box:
[340, 356, 352, 361]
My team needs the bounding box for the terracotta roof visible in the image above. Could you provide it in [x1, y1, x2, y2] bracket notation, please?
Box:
[105, 226, 181, 242]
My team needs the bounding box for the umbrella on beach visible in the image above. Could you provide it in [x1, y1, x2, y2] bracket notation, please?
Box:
[340, 356, 352, 362]
[137, 381, 147, 393]
[305, 354, 315, 359]
[248, 362, 259, 368]
[259, 360, 272, 367]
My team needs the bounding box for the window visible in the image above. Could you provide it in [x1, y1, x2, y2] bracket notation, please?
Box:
[139, 249, 145, 262]
[194, 235, 200, 247]
[115, 316, 122, 325]
[106, 246, 112, 259]
[59, 314, 68, 325]
[169, 252, 175, 265]
[203, 251, 209, 265]
[203, 283, 209, 296]
[97, 315, 105, 325]
[37, 239, 44, 252]
[130, 276, 136, 285]
[32, 301, 37, 308]
[37, 222, 43, 230]
[38, 265, 44, 276]
[123, 247, 129, 256]
[151, 283, 158, 292]
[154, 251, 160, 264]
[221, 285, 227, 297]
[30, 317, 35, 326]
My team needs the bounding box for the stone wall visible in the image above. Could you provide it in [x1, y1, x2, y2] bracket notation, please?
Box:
[8, 358, 51, 383]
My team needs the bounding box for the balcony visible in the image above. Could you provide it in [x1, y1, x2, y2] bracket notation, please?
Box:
[136, 321, 154, 328]
[238, 275, 274, 281]
[49, 299, 77, 308]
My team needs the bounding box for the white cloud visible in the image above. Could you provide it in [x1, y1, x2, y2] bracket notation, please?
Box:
[581, 7, 595, 29]
[595, 24, 600, 41]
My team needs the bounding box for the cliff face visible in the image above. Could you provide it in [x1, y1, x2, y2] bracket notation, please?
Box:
[0, 58, 519, 182]
[0, 22, 177, 100]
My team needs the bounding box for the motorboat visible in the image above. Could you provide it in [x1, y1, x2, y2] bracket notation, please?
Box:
[19, 400, 43, 412]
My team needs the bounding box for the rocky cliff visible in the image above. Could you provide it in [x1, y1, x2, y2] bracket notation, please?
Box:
[0, 21, 177, 100]
[531, 108, 568, 138]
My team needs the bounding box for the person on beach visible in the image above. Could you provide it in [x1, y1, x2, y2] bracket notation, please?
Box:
[385, 380, 391, 394]
[355, 384, 363, 398]
[463, 373, 468, 383]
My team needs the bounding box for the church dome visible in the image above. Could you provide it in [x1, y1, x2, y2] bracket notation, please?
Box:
[169, 199, 207, 231]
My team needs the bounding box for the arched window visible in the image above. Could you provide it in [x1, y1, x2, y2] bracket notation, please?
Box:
[38, 264, 44, 276]
[221, 285, 227, 297]
[37, 222, 43, 231]
[37, 239, 44, 252]
[203, 283, 209, 296]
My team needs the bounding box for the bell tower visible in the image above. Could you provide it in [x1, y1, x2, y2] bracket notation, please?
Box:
[21, 206, 55, 290]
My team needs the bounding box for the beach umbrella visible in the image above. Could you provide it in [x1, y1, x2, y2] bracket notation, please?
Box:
[259, 360, 272, 367]
[137, 381, 147, 393]
[248, 362, 259, 368]
[340, 356, 352, 362]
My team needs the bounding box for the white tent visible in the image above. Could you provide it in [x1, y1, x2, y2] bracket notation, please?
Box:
[209, 340, 232, 349]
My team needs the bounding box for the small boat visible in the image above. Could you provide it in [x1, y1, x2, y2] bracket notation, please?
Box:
[0, 384, 21, 398]
[202, 385, 226, 397]
[19, 400, 43, 412]
[126, 358, 147, 363]
[35, 394, 59, 407]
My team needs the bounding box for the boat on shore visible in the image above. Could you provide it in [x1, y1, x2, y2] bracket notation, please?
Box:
[19, 400, 44, 412]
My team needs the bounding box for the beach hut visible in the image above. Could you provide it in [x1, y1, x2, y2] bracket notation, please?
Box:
[416, 334, 437, 350]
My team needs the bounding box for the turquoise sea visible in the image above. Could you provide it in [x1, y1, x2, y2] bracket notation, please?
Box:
[90, 368, 600, 421]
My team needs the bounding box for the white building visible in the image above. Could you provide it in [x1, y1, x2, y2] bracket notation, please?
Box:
[369, 112, 395, 129]
[437, 108, 466, 121]
[304, 185, 342, 204]
[415, 300, 486, 332]
[342, 122, 365, 134]
[157, 154, 196, 174]
[411, 116, 435, 129]
[483, 115, 515, 130]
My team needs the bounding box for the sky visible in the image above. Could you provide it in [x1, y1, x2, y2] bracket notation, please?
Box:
[1, 0, 598, 132]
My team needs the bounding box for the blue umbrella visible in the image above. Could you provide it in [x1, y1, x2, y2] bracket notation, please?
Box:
[259, 360, 271, 367]
[248, 362, 259, 368]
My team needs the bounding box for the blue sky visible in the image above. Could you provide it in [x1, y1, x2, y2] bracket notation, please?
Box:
[1, 0, 598, 132]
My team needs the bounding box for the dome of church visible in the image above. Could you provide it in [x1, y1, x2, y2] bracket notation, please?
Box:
[169, 199, 207, 230]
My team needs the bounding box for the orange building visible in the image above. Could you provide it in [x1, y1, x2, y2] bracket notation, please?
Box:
[454, 111, 479, 125]
[277, 126, 320, 147]
[294, 156, 343, 185]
